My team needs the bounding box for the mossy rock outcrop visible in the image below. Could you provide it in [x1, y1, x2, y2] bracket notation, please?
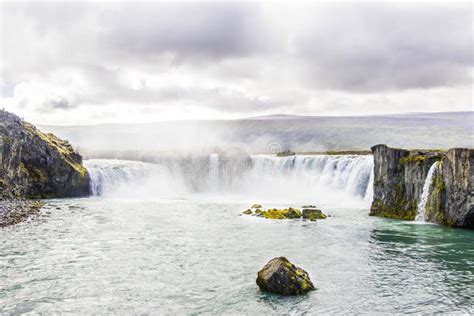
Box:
[0, 110, 90, 198]
[242, 205, 328, 221]
[302, 208, 327, 221]
[261, 207, 302, 219]
[243, 209, 253, 215]
[256, 257, 315, 295]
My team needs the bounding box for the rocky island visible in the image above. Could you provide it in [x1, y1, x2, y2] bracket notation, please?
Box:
[0, 110, 90, 226]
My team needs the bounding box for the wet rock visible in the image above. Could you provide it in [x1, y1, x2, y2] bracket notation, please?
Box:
[251, 204, 262, 209]
[0, 199, 44, 227]
[256, 257, 315, 295]
[302, 208, 327, 221]
[262, 209, 289, 219]
[287, 207, 302, 219]
[243, 209, 253, 215]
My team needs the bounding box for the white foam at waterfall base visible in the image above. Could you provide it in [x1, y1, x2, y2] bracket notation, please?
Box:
[415, 161, 440, 222]
[84, 159, 188, 199]
[84, 155, 374, 208]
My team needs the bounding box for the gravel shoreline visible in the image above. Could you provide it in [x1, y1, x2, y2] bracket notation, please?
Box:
[0, 199, 45, 228]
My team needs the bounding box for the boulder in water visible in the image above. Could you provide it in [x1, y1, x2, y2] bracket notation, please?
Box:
[262, 208, 289, 219]
[302, 208, 327, 221]
[287, 207, 302, 218]
[251, 204, 262, 209]
[256, 257, 315, 295]
[243, 209, 253, 215]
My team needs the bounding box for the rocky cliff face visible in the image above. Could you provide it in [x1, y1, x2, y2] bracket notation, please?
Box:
[0, 111, 90, 198]
[370, 144, 473, 228]
[424, 148, 474, 227]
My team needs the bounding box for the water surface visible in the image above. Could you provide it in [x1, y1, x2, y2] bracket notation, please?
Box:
[1, 197, 472, 314]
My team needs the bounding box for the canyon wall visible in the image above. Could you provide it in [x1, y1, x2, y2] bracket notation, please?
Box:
[0, 111, 90, 199]
[370, 144, 473, 228]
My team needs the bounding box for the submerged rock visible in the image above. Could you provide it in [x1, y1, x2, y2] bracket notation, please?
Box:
[0, 199, 44, 227]
[256, 257, 315, 295]
[302, 208, 327, 221]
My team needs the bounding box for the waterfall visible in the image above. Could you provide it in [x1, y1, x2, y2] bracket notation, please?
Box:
[235, 155, 373, 206]
[84, 159, 187, 198]
[415, 161, 439, 221]
[209, 154, 219, 191]
[85, 154, 374, 207]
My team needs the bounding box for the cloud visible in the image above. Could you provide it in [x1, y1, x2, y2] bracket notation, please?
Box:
[296, 3, 473, 91]
[0, 2, 472, 124]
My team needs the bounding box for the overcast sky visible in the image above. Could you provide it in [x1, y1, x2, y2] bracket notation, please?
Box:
[0, 1, 472, 125]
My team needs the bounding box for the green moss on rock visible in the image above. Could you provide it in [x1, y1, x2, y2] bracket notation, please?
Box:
[256, 257, 315, 295]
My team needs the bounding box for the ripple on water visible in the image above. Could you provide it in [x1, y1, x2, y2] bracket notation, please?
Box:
[0, 199, 473, 314]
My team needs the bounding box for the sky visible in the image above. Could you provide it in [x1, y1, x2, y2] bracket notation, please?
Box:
[0, 1, 473, 125]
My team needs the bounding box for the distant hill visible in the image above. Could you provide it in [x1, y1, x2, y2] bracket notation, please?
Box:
[40, 111, 474, 156]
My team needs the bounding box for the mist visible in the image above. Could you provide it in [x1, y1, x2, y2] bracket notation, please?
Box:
[39, 111, 474, 160]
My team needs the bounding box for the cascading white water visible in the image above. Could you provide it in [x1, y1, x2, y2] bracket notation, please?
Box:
[415, 161, 439, 222]
[85, 154, 374, 207]
[232, 155, 374, 206]
[209, 154, 219, 191]
[84, 159, 187, 198]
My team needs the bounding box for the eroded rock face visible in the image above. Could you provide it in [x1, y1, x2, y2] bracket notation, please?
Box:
[370, 144, 443, 220]
[370, 144, 473, 228]
[0, 110, 90, 198]
[425, 148, 474, 227]
[256, 257, 315, 295]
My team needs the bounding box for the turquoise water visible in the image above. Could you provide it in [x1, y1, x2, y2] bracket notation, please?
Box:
[1, 197, 473, 314]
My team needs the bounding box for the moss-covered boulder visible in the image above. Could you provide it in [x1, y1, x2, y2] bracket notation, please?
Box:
[256, 257, 315, 295]
[262, 208, 289, 219]
[287, 207, 302, 218]
[302, 208, 327, 221]
[0, 110, 90, 198]
[242, 209, 253, 215]
[251, 204, 262, 209]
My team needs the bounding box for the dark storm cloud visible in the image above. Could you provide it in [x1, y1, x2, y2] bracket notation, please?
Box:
[296, 3, 473, 91]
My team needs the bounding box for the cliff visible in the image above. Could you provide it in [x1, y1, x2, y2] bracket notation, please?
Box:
[370, 144, 473, 228]
[0, 110, 90, 199]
